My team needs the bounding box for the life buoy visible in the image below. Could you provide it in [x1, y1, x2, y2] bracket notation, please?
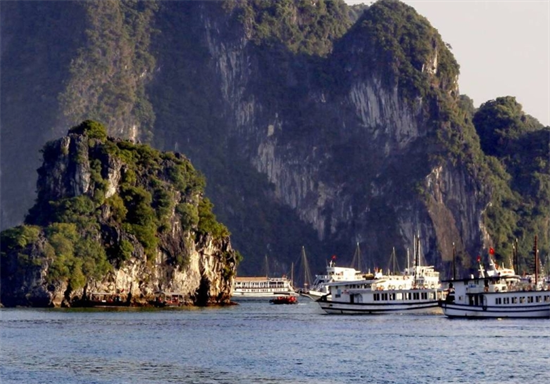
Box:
[389, 285, 395, 290]
[430, 284, 435, 289]
[398, 285, 403, 290]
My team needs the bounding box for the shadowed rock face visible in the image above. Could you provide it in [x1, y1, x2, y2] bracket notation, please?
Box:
[1, 126, 238, 308]
[2, 1, 505, 278]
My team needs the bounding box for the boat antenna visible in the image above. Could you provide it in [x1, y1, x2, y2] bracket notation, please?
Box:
[265, 255, 269, 278]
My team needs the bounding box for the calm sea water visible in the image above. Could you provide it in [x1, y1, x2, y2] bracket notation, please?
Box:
[1, 299, 549, 384]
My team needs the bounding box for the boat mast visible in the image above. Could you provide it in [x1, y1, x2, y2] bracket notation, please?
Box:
[389, 247, 398, 274]
[514, 238, 519, 275]
[452, 242, 456, 280]
[301, 246, 312, 291]
[413, 235, 419, 287]
[351, 242, 362, 272]
[291, 262, 294, 289]
[534, 235, 539, 286]
[265, 255, 269, 278]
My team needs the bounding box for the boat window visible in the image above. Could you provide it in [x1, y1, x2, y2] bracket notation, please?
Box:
[512, 297, 518, 304]
[413, 292, 420, 300]
[545, 295, 550, 302]
[421, 292, 427, 300]
[536, 296, 541, 303]
[527, 296, 534, 303]
[374, 293, 380, 301]
[389, 293, 396, 301]
[504, 297, 510, 304]
[382, 293, 388, 301]
[520, 297, 525, 304]
[496, 298, 502, 305]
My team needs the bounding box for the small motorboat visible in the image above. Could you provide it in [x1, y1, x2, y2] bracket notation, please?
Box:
[269, 296, 298, 305]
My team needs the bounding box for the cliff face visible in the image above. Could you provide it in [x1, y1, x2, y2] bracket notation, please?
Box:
[171, 0, 488, 268]
[1, 122, 237, 307]
[2, 0, 546, 279]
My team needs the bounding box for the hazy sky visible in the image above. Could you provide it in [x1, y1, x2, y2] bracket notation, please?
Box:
[346, 0, 550, 126]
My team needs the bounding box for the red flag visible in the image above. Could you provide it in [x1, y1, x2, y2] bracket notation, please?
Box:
[332, 255, 337, 260]
[489, 247, 495, 255]
[477, 255, 481, 263]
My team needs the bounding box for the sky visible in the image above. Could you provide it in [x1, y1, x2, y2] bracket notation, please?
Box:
[345, 0, 550, 126]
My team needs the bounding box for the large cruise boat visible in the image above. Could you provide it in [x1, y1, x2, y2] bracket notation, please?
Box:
[317, 264, 444, 315]
[232, 276, 297, 299]
[317, 237, 445, 314]
[441, 253, 550, 319]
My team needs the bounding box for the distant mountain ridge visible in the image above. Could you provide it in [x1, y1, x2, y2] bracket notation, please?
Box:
[1, 0, 548, 279]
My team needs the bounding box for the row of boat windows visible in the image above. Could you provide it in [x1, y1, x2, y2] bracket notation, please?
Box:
[494, 295, 550, 305]
[372, 292, 436, 301]
[235, 283, 288, 288]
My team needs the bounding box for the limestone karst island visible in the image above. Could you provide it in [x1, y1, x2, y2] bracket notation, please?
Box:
[1, 121, 239, 307]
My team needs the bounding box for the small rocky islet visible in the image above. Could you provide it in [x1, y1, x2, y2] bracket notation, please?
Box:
[0, 121, 240, 308]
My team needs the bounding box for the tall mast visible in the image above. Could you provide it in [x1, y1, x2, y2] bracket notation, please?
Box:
[356, 242, 361, 272]
[534, 235, 539, 286]
[413, 235, 419, 286]
[514, 238, 519, 275]
[301, 246, 312, 290]
[452, 242, 456, 280]
[291, 262, 294, 289]
[265, 255, 269, 278]
[351, 242, 362, 271]
[389, 247, 398, 274]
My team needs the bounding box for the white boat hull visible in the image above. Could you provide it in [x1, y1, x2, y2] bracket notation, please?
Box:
[318, 298, 441, 315]
[441, 302, 550, 319]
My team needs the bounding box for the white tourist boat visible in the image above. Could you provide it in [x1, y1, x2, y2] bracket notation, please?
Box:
[301, 259, 363, 300]
[317, 263, 444, 315]
[441, 254, 550, 319]
[232, 276, 297, 299]
[317, 237, 444, 314]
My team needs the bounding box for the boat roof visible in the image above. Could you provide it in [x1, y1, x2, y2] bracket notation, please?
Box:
[234, 276, 288, 282]
[326, 278, 377, 286]
[441, 275, 521, 283]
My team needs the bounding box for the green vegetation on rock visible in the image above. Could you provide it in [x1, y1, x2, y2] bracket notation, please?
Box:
[472, 97, 550, 270]
[1, 120, 232, 293]
[228, 0, 351, 57]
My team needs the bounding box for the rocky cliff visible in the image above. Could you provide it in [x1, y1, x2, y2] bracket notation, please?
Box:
[1, 0, 548, 279]
[1, 121, 238, 307]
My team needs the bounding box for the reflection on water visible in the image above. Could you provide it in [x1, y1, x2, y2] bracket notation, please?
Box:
[1, 300, 549, 383]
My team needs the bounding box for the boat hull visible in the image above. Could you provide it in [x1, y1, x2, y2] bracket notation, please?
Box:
[317, 299, 441, 315]
[300, 290, 328, 301]
[231, 291, 298, 300]
[441, 302, 550, 319]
